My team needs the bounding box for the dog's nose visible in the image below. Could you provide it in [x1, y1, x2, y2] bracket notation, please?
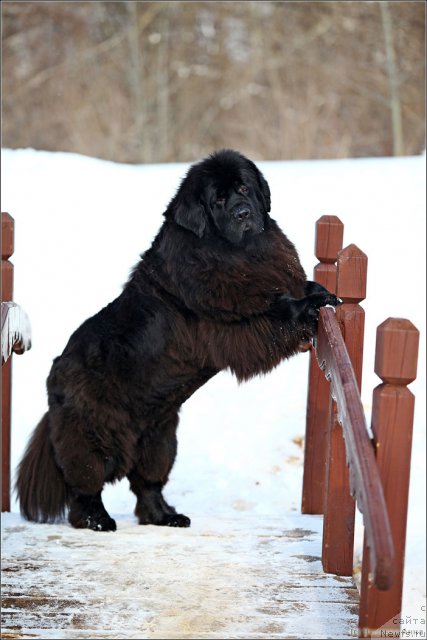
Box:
[233, 207, 251, 222]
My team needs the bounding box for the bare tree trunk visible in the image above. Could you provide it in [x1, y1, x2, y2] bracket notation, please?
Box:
[380, 1, 404, 156]
[156, 12, 170, 161]
[127, 2, 145, 160]
[126, 2, 151, 162]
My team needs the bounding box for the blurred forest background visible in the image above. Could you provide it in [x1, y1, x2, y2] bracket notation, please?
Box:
[2, 1, 425, 164]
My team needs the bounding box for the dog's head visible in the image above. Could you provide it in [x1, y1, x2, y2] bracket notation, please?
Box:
[166, 149, 271, 245]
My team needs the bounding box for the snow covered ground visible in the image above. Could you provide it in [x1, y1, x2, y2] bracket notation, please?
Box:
[1, 149, 426, 635]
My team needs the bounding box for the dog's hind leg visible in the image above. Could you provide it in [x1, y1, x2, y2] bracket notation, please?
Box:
[65, 458, 117, 532]
[128, 417, 191, 528]
[68, 489, 116, 532]
[51, 421, 117, 532]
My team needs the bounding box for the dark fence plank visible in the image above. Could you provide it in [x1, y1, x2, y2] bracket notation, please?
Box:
[359, 318, 419, 636]
[1, 213, 31, 513]
[1, 212, 14, 513]
[302, 215, 343, 514]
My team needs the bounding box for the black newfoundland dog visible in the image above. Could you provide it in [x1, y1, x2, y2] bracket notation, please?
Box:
[17, 149, 339, 531]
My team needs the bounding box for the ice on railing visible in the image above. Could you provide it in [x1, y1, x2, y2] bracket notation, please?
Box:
[1, 301, 32, 363]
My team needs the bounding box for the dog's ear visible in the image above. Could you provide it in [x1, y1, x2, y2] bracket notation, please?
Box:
[246, 160, 271, 213]
[255, 170, 271, 213]
[167, 172, 207, 238]
[173, 198, 207, 238]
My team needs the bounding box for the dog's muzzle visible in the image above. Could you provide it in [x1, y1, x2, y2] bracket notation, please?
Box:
[232, 206, 264, 235]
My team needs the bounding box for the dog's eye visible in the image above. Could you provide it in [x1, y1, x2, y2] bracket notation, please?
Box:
[238, 185, 248, 194]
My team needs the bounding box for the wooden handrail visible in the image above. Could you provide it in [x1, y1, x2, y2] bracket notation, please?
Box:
[316, 307, 395, 590]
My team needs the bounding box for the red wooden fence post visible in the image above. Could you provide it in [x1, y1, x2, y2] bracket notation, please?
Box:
[302, 215, 343, 514]
[322, 243, 367, 575]
[359, 318, 419, 638]
[1, 212, 15, 512]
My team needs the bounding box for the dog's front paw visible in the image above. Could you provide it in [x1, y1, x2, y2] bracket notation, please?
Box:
[324, 293, 342, 307]
[302, 292, 341, 328]
[310, 291, 341, 310]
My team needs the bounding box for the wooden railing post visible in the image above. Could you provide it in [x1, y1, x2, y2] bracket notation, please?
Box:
[302, 215, 343, 514]
[1, 212, 15, 512]
[322, 244, 368, 575]
[359, 318, 419, 638]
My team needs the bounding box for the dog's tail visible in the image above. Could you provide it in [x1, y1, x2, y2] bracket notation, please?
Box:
[15, 412, 69, 523]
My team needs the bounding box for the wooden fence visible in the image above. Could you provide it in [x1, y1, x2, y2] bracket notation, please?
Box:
[1, 212, 31, 512]
[302, 215, 420, 637]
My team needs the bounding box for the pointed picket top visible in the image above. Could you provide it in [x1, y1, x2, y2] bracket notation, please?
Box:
[336, 243, 368, 303]
[1, 212, 14, 260]
[375, 317, 420, 385]
[315, 215, 344, 263]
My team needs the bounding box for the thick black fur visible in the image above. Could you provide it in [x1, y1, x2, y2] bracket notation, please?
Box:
[16, 149, 339, 531]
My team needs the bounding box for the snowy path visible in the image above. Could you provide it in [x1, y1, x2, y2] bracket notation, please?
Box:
[1, 512, 358, 639]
